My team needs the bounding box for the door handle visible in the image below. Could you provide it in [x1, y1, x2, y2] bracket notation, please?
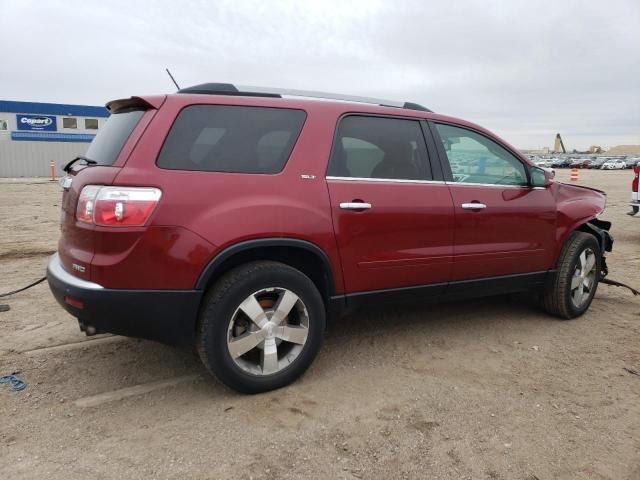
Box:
[340, 202, 372, 210]
[461, 202, 487, 210]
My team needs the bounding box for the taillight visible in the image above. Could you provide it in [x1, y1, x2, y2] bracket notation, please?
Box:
[76, 186, 162, 226]
[633, 165, 639, 193]
[76, 185, 101, 223]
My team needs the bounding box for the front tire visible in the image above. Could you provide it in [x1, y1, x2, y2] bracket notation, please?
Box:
[197, 261, 325, 393]
[541, 231, 601, 319]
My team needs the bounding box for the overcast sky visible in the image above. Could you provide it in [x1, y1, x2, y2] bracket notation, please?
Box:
[1, 0, 638, 149]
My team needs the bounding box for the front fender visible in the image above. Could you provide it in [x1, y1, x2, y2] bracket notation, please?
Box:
[552, 182, 610, 265]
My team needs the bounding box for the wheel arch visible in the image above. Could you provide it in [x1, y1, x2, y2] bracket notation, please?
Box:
[554, 218, 613, 268]
[195, 238, 339, 304]
[576, 219, 613, 252]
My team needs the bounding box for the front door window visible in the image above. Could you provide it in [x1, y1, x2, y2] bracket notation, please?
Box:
[434, 123, 527, 186]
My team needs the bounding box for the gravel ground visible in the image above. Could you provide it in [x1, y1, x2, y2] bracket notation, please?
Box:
[0, 170, 639, 479]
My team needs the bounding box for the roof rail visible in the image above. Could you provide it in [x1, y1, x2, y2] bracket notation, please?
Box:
[177, 83, 432, 113]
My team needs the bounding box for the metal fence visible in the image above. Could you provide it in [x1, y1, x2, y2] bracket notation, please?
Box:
[0, 134, 88, 177]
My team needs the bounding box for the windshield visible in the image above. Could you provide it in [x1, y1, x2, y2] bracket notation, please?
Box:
[84, 109, 145, 166]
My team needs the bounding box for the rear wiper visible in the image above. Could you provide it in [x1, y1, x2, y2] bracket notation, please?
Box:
[63, 155, 98, 173]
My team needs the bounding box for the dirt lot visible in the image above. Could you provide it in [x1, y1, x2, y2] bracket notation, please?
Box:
[0, 170, 639, 480]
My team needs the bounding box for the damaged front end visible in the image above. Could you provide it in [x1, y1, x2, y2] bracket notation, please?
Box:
[586, 219, 639, 296]
[582, 219, 613, 280]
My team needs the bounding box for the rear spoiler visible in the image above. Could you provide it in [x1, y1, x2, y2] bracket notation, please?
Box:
[106, 95, 166, 113]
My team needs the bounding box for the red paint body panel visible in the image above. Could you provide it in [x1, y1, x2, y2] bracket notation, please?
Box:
[91, 226, 216, 289]
[326, 179, 454, 292]
[549, 182, 607, 263]
[112, 95, 344, 291]
[448, 184, 557, 280]
[58, 166, 120, 282]
[56, 92, 609, 299]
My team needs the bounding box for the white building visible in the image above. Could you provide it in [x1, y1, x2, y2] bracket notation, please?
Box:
[0, 100, 109, 177]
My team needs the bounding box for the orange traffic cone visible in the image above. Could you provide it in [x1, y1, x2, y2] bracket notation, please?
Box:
[570, 168, 578, 182]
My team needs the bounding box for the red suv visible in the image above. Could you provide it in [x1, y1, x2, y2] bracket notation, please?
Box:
[47, 83, 613, 393]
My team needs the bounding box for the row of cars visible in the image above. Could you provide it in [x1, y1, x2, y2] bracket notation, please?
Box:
[533, 156, 640, 170]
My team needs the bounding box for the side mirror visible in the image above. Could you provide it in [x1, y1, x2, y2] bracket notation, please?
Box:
[530, 166, 554, 188]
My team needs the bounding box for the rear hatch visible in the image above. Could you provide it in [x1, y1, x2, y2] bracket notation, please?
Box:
[58, 99, 159, 281]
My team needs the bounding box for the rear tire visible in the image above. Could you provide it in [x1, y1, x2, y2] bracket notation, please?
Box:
[197, 261, 325, 393]
[541, 231, 601, 319]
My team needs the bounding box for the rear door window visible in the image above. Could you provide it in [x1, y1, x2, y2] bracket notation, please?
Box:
[85, 109, 145, 166]
[157, 105, 306, 173]
[327, 115, 433, 181]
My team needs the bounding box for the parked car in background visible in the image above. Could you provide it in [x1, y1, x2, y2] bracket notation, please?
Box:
[629, 163, 639, 217]
[570, 158, 586, 169]
[561, 159, 573, 168]
[569, 158, 581, 168]
[620, 157, 633, 168]
[577, 159, 593, 169]
[534, 158, 552, 168]
[47, 82, 614, 393]
[551, 158, 571, 168]
[626, 157, 640, 169]
[602, 159, 627, 170]
[589, 158, 608, 169]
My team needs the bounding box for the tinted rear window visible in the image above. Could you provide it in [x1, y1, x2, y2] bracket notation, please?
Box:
[156, 105, 306, 173]
[85, 109, 144, 166]
[327, 115, 432, 180]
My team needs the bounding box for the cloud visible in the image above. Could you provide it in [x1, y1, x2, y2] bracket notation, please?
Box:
[1, 0, 638, 149]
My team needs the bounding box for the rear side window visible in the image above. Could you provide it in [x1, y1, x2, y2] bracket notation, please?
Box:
[85, 109, 144, 166]
[156, 105, 306, 173]
[327, 115, 432, 181]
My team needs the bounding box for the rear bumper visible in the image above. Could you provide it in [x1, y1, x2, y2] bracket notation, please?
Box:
[47, 253, 202, 345]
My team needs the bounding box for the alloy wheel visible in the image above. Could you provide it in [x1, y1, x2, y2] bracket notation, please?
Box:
[570, 248, 597, 308]
[226, 287, 310, 376]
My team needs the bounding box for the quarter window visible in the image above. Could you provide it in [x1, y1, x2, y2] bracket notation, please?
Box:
[156, 105, 306, 174]
[63, 117, 77, 129]
[434, 123, 527, 186]
[328, 115, 432, 181]
[85, 109, 145, 166]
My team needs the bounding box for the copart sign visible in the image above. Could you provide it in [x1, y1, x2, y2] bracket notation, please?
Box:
[16, 114, 57, 131]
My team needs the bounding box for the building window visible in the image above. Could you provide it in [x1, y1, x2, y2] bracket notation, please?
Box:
[0, 119, 7, 131]
[63, 117, 77, 129]
[85, 118, 99, 130]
